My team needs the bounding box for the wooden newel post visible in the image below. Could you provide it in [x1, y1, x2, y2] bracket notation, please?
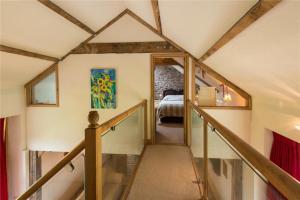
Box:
[85, 111, 102, 200]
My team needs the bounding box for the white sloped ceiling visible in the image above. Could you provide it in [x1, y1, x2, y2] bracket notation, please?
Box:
[53, 0, 127, 31]
[89, 14, 164, 43]
[204, 1, 300, 107]
[204, 1, 300, 141]
[124, 0, 156, 28]
[1, 0, 298, 115]
[159, 0, 258, 57]
[53, 0, 157, 31]
[0, 0, 90, 58]
[0, 52, 53, 88]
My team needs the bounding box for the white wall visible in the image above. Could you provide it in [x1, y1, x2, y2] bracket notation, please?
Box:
[0, 85, 27, 200]
[204, 109, 252, 142]
[241, 97, 299, 200]
[27, 54, 151, 152]
[250, 98, 300, 155]
[6, 116, 27, 200]
[1, 86, 25, 118]
[102, 108, 144, 155]
[41, 152, 84, 200]
[190, 108, 251, 157]
[264, 129, 273, 159]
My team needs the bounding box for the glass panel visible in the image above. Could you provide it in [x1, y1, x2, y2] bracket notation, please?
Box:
[32, 71, 57, 104]
[101, 106, 145, 199]
[28, 150, 85, 200]
[190, 108, 204, 196]
[194, 65, 247, 107]
[207, 125, 285, 200]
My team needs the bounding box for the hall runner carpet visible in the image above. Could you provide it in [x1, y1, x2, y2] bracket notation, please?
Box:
[127, 145, 201, 200]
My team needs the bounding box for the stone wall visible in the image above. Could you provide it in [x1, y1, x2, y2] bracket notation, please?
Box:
[154, 65, 184, 100]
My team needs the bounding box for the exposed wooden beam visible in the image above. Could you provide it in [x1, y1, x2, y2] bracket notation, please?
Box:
[125, 9, 252, 106]
[154, 58, 182, 66]
[195, 75, 214, 88]
[0, 45, 59, 62]
[60, 9, 128, 60]
[70, 42, 180, 54]
[198, 0, 281, 61]
[24, 8, 252, 108]
[25, 9, 129, 87]
[155, 58, 215, 88]
[126, 9, 190, 56]
[37, 0, 95, 34]
[151, 0, 162, 34]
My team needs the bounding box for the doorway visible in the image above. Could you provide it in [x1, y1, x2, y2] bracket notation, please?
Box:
[150, 53, 189, 145]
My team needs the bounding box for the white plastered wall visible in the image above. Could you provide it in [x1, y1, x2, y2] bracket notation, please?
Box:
[41, 152, 84, 200]
[0, 84, 28, 200]
[26, 54, 151, 152]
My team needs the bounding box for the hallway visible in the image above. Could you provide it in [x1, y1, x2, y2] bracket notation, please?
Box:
[127, 145, 201, 200]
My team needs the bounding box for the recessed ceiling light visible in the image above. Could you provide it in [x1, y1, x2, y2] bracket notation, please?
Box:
[296, 125, 300, 130]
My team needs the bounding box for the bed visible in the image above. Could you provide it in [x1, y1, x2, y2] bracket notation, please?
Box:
[157, 89, 184, 123]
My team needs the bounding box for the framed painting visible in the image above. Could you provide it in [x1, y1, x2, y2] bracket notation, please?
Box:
[90, 68, 116, 109]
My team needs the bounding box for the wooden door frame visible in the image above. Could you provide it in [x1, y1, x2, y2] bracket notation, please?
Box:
[150, 53, 189, 145]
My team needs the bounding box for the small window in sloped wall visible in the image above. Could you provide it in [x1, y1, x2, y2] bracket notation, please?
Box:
[26, 64, 59, 106]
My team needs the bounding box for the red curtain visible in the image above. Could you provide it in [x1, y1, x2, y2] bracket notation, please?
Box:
[0, 118, 8, 200]
[267, 131, 300, 199]
[270, 132, 300, 181]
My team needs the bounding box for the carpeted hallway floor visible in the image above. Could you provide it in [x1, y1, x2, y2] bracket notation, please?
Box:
[127, 145, 201, 200]
[156, 123, 184, 144]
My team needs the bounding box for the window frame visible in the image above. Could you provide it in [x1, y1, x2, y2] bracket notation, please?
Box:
[26, 64, 59, 107]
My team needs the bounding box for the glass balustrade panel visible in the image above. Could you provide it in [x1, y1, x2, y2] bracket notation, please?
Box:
[26, 149, 85, 200]
[190, 108, 204, 195]
[101, 106, 145, 199]
[207, 124, 286, 200]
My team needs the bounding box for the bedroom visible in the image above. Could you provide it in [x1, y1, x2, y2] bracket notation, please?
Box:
[151, 54, 188, 145]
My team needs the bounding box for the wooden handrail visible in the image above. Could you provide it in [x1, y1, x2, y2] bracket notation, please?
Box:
[16, 140, 85, 200]
[97, 99, 147, 135]
[188, 100, 300, 199]
[85, 99, 147, 199]
[16, 100, 147, 200]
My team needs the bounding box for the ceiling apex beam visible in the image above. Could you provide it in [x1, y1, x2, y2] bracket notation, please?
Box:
[151, 0, 162, 34]
[71, 42, 181, 54]
[0, 45, 59, 62]
[37, 0, 95, 34]
[60, 9, 129, 61]
[198, 0, 282, 62]
[126, 9, 189, 56]
[125, 9, 251, 106]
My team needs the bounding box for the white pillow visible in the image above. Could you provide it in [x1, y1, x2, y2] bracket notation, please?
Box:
[163, 95, 183, 101]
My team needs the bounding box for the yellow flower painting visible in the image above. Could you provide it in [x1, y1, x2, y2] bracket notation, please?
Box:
[91, 69, 116, 109]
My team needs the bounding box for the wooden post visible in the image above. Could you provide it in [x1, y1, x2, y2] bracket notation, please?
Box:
[85, 111, 102, 200]
[143, 100, 148, 144]
[203, 119, 208, 200]
[187, 102, 191, 146]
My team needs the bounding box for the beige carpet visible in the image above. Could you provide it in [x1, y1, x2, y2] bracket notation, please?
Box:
[156, 123, 184, 144]
[127, 145, 201, 200]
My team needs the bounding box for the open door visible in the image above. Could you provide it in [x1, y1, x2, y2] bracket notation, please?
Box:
[150, 53, 189, 145]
